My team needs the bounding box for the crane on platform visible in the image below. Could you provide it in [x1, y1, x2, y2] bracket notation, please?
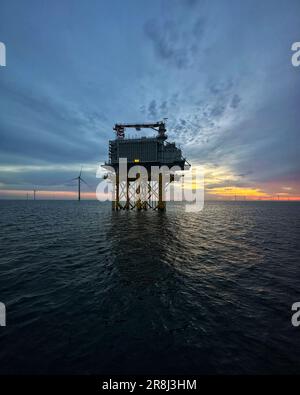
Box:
[113, 120, 168, 140]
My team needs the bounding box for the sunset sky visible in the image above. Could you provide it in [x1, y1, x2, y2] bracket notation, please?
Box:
[0, 0, 299, 200]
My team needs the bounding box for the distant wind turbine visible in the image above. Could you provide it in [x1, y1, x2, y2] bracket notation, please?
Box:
[71, 167, 90, 201]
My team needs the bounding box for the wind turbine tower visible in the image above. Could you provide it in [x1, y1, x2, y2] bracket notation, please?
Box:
[72, 167, 89, 201]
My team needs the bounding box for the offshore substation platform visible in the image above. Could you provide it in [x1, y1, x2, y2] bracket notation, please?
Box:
[103, 121, 190, 211]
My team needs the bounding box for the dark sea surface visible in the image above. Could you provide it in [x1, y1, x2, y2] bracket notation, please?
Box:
[0, 200, 300, 374]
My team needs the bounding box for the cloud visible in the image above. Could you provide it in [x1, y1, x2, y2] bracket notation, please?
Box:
[160, 101, 168, 114]
[0, 80, 108, 167]
[230, 94, 241, 109]
[148, 100, 157, 118]
[144, 15, 206, 70]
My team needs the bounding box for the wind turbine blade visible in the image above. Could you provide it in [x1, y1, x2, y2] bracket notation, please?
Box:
[79, 166, 83, 177]
[80, 178, 92, 190]
[56, 177, 78, 186]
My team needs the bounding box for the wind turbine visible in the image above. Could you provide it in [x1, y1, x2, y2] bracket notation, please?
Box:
[72, 167, 89, 201]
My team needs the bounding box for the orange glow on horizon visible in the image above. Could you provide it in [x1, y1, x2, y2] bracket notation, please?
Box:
[1, 185, 300, 201]
[0, 189, 97, 200]
[208, 186, 268, 198]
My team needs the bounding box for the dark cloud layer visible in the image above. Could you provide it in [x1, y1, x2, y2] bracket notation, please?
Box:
[0, 0, 300, 195]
